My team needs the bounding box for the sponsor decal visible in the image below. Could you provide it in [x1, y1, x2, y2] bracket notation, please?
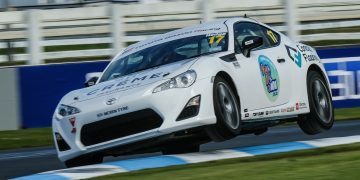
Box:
[69, 117, 76, 134]
[122, 27, 225, 56]
[106, 98, 117, 105]
[97, 106, 129, 118]
[245, 113, 249, 118]
[285, 45, 302, 68]
[258, 55, 280, 102]
[296, 102, 307, 110]
[281, 108, 287, 113]
[207, 32, 226, 47]
[87, 72, 163, 96]
[296, 44, 320, 62]
[244, 108, 248, 112]
[253, 112, 264, 117]
[267, 109, 280, 115]
[287, 107, 295, 112]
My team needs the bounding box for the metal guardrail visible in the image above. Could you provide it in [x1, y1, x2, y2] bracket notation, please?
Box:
[0, 0, 359, 64]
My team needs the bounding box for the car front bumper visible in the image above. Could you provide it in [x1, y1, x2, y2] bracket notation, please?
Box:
[53, 77, 216, 161]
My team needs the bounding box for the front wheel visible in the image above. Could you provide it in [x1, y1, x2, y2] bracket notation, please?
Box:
[206, 76, 241, 142]
[298, 71, 334, 135]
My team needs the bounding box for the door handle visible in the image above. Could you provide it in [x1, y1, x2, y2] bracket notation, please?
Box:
[277, 58, 285, 63]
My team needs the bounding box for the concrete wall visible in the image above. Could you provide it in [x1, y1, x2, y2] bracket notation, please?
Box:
[0, 68, 20, 130]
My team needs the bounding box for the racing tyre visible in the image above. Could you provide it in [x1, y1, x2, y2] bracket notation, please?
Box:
[298, 71, 334, 135]
[162, 144, 200, 155]
[206, 76, 241, 142]
[64, 154, 103, 168]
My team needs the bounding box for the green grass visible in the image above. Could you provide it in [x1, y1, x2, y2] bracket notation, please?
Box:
[97, 143, 360, 180]
[0, 128, 53, 150]
[335, 107, 360, 121]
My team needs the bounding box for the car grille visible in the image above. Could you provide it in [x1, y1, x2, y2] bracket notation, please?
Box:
[80, 109, 163, 146]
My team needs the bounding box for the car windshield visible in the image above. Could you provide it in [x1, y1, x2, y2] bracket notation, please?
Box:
[100, 33, 228, 82]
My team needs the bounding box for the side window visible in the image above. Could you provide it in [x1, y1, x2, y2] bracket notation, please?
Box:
[233, 22, 272, 52]
[261, 27, 280, 46]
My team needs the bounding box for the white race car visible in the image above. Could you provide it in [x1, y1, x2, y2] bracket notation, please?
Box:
[53, 17, 334, 167]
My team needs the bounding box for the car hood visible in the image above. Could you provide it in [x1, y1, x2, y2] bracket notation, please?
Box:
[62, 58, 198, 104]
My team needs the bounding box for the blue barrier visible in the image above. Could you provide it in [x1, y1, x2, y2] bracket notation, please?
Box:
[318, 46, 360, 108]
[17, 46, 360, 128]
[317, 45, 360, 59]
[18, 61, 109, 128]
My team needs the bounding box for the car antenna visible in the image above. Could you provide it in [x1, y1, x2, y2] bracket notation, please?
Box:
[243, 14, 259, 23]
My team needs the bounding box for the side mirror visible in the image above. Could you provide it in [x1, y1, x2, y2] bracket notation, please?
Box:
[242, 36, 263, 58]
[85, 72, 102, 87]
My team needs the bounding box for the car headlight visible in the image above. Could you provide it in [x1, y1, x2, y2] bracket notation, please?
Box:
[153, 70, 197, 93]
[57, 104, 81, 117]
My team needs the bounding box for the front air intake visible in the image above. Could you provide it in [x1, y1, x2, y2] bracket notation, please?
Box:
[80, 109, 163, 146]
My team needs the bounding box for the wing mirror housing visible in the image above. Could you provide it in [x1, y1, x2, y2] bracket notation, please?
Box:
[242, 36, 263, 58]
[84, 72, 102, 87]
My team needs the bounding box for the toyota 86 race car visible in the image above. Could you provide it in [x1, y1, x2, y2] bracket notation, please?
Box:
[53, 17, 334, 167]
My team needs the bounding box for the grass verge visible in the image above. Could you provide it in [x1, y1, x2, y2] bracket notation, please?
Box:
[0, 128, 53, 151]
[335, 107, 360, 121]
[97, 143, 360, 180]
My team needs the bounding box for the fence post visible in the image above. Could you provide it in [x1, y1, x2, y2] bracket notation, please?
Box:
[110, 4, 125, 56]
[284, 0, 299, 41]
[201, 0, 214, 23]
[26, 9, 43, 65]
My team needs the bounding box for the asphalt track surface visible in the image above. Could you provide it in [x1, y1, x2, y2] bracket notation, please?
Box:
[1, 120, 360, 179]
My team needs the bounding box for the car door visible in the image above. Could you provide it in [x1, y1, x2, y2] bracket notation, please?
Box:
[233, 22, 292, 112]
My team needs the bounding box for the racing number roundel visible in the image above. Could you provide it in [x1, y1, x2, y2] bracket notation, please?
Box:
[258, 55, 280, 102]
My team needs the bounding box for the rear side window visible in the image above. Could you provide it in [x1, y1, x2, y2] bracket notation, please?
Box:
[261, 26, 280, 46]
[233, 22, 281, 52]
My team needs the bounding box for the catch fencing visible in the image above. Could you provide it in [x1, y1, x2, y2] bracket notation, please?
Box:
[0, 0, 359, 64]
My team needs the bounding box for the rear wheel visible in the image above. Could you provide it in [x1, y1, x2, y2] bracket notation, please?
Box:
[64, 154, 103, 168]
[298, 71, 334, 135]
[206, 76, 241, 142]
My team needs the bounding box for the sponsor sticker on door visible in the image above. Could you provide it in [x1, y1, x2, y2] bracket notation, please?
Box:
[258, 55, 280, 102]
